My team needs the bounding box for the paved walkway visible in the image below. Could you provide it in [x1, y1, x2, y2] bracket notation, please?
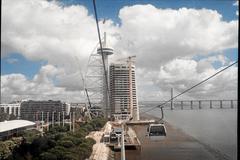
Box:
[87, 122, 112, 160]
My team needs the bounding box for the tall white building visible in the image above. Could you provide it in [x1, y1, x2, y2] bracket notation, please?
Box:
[109, 63, 139, 120]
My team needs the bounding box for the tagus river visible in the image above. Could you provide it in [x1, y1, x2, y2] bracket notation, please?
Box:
[140, 101, 237, 160]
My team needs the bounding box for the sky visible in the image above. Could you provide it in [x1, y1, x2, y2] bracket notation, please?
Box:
[1, 0, 238, 103]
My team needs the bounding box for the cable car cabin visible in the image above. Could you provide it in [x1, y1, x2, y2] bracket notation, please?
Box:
[146, 124, 167, 140]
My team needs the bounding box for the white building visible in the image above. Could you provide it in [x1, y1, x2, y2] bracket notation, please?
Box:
[0, 120, 36, 140]
[0, 103, 21, 117]
[65, 103, 71, 115]
[109, 63, 139, 121]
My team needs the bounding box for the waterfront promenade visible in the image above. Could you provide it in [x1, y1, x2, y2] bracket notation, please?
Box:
[115, 114, 232, 160]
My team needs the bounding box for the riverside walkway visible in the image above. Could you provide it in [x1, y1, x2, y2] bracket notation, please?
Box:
[115, 115, 232, 160]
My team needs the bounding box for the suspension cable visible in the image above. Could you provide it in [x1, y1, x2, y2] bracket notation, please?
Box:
[140, 61, 238, 115]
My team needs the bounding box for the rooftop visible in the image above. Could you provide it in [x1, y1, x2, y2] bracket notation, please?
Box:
[0, 120, 36, 133]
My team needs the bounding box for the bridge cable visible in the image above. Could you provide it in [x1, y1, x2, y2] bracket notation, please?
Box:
[140, 61, 238, 115]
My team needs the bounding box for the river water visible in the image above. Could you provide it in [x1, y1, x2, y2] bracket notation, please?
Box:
[140, 101, 237, 160]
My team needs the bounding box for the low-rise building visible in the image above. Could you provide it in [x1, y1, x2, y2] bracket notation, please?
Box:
[0, 103, 21, 117]
[20, 100, 67, 122]
[69, 103, 86, 121]
[0, 120, 36, 140]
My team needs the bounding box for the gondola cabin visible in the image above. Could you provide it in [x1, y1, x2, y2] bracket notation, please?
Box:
[146, 123, 167, 140]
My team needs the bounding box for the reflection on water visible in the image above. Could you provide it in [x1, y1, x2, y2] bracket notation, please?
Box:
[140, 103, 237, 160]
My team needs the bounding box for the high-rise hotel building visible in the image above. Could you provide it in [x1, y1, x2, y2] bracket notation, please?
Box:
[109, 63, 139, 121]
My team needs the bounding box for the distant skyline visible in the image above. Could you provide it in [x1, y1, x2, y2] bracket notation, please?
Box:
[1, 0, 238, 103]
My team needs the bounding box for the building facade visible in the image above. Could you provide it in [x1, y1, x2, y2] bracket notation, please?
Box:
[0, 103, 21, 117]
[69, 103, 86, 121]
[20, 100, 67, 122]
[109, 63, 139, 120]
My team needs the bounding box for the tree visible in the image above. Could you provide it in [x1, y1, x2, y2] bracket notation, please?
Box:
[30, 137, 51, 157]
[9, 114, 17, 120]
[58, 140, 74, 148]
[1, 117, 106, 160]
[40, 152, 57, 160]
[0, 112, 9, 122]
[0, 113, 18, 122]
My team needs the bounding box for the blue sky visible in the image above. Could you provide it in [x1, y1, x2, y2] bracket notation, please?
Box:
[59, 0, 238, 22]
[1, 53, 47, 79]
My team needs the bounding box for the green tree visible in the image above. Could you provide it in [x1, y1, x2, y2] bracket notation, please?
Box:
[58, 140, 74, 148]
[9, 114, 17, 120]
[30, 137, 51, 157]
[0, 113, 17, 122]
[40, 152, 57, 160]
[2, 117, 106, 160]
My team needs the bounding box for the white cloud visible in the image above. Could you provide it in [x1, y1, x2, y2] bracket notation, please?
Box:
[116, 5, 238, 100]
[233, 1, 239, 16]
[1, 1, 238, 102]
[196, 55, 231, 72]
[151, 58, 238, 100]
[116, 5, 238, 69]
[1, 0, 118, 101]
[33, 64, 63, 83]
[233, 1, 239, 6]
[1, 0, 118, 68]
[1, 66, 85, 103]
